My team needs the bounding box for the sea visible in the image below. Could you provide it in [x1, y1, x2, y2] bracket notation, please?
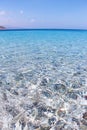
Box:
[0, 29, 87, 129]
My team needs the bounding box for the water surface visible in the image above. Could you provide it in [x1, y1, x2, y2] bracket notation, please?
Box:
[0, 30, 87, 129]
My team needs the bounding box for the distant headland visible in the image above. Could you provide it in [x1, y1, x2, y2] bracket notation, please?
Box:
[0, 26, 6, 30]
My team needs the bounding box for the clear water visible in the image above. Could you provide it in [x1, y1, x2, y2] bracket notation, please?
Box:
[0, 30, 87, 129]
[0, 30, 87, 81]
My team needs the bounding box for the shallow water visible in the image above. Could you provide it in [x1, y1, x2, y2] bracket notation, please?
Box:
[0, 30, 87, 130]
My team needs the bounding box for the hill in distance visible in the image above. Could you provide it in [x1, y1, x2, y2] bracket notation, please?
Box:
[0, 26, 6, 30]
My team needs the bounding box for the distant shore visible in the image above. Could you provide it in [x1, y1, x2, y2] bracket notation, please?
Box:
[0, 26, 6, 30]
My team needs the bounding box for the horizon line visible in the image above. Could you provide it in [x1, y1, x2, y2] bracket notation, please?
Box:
[0, 28, 87, 31]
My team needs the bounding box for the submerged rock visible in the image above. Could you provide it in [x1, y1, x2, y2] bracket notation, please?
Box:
[19, 118, 26, 130]
[81, 119, 87, 126]
[53, 83, 66, 93]
[6, 105, 19, 117]
[0, 121, 3, 130]
[72, 83, 80, 89]
[80, 124, 87, 130]
[40, 126, 50, 130]
[48, 117, 56, 125]
[55, 120, 66, 129]
[67, 92, 78, 100]
[10, 122, 16, 129]
[10, 89, 19, 95]
[73, 71, 81, 76]
[3, 92, 7, 100]
[37, 105, 47, 117]
[83, 112, 87, 120]
[42, 90, 51, 98]
[0, 81, 2, 87]
[72, 117, 80, 126]
[15, 73, 24, 81]
[40, 78, 48, 86]
[20, 102, 33, 110]
[84, 95, 87, 100]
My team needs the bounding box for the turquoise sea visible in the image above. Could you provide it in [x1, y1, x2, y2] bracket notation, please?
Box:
[0, 30, 87, 75]
[0, 29, 87, 129]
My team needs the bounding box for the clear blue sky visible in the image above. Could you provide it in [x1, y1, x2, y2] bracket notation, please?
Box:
[0, 0, 87, 29]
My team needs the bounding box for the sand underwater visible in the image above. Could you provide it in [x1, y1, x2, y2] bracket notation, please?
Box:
[0, 29, 87, 130]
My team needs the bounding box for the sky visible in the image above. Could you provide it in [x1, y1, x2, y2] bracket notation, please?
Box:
[0, 0, 87, 29]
